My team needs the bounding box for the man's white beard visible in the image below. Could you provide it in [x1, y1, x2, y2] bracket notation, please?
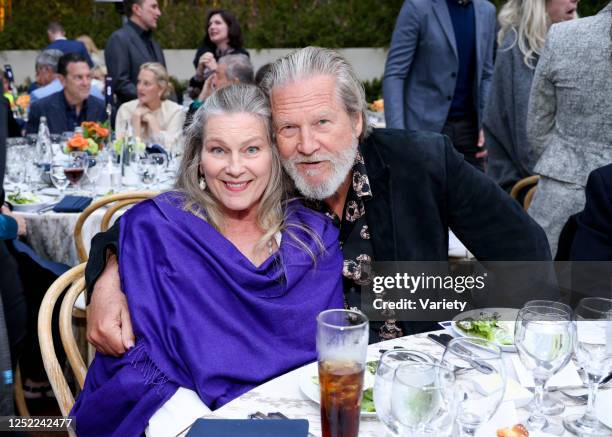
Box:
[282, 136, 359, 200]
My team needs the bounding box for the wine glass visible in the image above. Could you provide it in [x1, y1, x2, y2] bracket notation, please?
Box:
[374, 349, 435, 435]
[521, 300, 573, 416]
[49, 162, 69, 195]
[135, 155, 156, 189]
[85, 156, 103, 196]
[390, 362, 457, 436]
[441, 337, 506, 437]
[148, 152, 167, 188]
[564, 297, 612, 436]
[64, 151, 88, 193]
[515, 305, 575, 433]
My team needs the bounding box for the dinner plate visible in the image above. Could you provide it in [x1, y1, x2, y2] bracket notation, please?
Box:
[8, 193, 57, 212]
[298, 360, 378, 418]
[596, 388, 612, 429]
[451, 307, 518, 352]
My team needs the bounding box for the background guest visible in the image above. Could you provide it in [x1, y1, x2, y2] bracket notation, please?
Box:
[527, 2, 612, 256]
[115, 63, 184, 150]
[383, 0, 496, 171]
[29, 49, 64, 105]
[188, 9, 249, 100]
[77, 35, 105, 68]
[45, 21, 93, 67]
[27, 53, 106, 135]
[105, 0, 164, 105]
[484, 0, 579, 193]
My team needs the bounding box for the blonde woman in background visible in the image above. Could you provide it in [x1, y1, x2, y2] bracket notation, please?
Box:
[483, 0, 578, 193]
[77, 35, 104, 68]
[115, 62, 185, 151]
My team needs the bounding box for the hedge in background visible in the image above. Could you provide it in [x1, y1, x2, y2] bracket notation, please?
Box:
[0, 0, 608, 50]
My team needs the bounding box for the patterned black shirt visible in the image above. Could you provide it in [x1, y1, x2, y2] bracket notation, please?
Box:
[309, 151, 403, 341]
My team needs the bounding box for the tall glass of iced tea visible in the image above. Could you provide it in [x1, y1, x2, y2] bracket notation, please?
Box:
[316, 309, 369, 437]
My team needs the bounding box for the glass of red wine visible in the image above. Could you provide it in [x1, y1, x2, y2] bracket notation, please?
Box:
[64, 151, 88, 194]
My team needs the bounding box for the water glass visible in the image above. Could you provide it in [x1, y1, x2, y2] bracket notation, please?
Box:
[390, 362, 457, 436]
[86, 156, 103, 196]
[316, 309, 369, 437]
[374, 349, 434, 434]
[135, 155, 156, 189]
[148, 152, 167, 188]
[441, 337, 506, 437]
[515, 305, 575, 432]
[564, 297, 612, 436]
[49, 163, 69, 194]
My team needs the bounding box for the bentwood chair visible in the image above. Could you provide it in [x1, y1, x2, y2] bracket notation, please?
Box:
[38, 263, 88, 416]
[510, 175, 540, 211]
[74, 191, 158, 263]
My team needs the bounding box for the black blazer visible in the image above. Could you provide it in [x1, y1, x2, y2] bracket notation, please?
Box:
[105, 21, 165, 104]
[26, 91, 106, 135]
[361, 129, 551, 261]
[571, 164, 612, 261]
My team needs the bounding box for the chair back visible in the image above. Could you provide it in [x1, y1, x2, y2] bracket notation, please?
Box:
[74, 191, 157, 262]
[510, 175, 540, 211]
[38, 263, 88, 416]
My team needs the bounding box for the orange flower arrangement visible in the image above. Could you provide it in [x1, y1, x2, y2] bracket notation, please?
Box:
[65, 121, 110, 154]
[67, 134, 90, 151]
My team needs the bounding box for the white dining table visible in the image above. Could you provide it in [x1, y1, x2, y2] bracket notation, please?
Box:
[207, 331, 595, 437]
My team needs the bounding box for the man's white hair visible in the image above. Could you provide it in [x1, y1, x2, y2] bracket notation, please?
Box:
[260, 46, 370, 141]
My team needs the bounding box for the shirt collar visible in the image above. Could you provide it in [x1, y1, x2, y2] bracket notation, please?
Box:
[61, 91, 88, 113]
[128, 19, 152, 38]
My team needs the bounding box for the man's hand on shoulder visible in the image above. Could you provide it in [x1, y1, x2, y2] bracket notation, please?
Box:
[87, 254, 135, 356]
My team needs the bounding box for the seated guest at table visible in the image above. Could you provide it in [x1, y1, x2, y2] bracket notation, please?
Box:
[115, 63, 185, 151]
[484, 0, 578, 193]
[26, 53, 106, 135]
[186, 54, 254, 126]
[527, 2, 612, 257]
[188, 9, 249, 100]
[71, 84, 343, 436]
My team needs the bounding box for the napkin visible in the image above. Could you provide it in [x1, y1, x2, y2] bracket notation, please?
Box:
[52, 195, 93, 213]
[511, 355, 583, 388]
[186, 419, 309, 437]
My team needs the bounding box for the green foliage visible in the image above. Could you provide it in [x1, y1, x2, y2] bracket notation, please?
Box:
[362, 77, 382, 103]
[0, 0, 608, 50]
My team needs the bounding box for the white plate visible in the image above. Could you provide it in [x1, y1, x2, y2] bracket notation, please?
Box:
[451, 307, 518, 352]
[596, 389, 612, 429]
[8, 194, 56, 212]
[298, 360, 377, 418]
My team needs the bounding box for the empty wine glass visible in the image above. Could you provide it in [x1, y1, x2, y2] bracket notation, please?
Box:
[441, 337, 506, 437]
[564, 297, 612, 436]
[148, 152, 167, 188]
[390, 362, 457, 436]
[85, 156, 103, 196]
[515, 305, 575, 433]
[374, 349, 435, 435]
[49, 162, 69, 195]
[135, 155, 156, 189]
[65, 151, 88, 193]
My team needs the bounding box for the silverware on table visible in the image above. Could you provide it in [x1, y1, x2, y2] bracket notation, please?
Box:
[427, 333, 495, 375]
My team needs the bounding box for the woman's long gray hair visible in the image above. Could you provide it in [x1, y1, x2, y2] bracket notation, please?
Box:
[176, 83, 324, 259]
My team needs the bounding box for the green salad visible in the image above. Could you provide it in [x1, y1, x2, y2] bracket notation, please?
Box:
[8, 192, 39, 205]
[456, 312, 514, 345]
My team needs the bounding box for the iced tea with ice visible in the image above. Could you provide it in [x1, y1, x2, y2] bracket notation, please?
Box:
[319, 360, 364, 437]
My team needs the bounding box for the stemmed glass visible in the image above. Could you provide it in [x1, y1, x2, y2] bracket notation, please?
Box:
[148, 152, 167, 188]
[564, 297, 612, 436]
[49, 162, 70, 195]
[64, 151, 88, 194]
[515, 305, 575, 433]
[135, 155, 156, 189]
[390, 362, 457, 436]
[374, 349, 435, 435]
[441, 337, 506, 437]
[522, 300, 573, 416]
[85, 156, 103, 196]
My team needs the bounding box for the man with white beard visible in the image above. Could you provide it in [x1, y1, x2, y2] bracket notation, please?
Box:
[85, 47, 551, 353]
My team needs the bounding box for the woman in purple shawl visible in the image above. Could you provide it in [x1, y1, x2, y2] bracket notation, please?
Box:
[71, 84, 344, 436]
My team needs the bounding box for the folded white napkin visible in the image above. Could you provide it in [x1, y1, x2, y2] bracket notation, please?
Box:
[511, 355, 583, 388]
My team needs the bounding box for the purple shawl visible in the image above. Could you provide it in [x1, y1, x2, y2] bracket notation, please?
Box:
[71, 192, 343, 436]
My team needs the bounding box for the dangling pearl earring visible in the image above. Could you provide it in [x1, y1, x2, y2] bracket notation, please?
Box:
[199, 177, 206, 191]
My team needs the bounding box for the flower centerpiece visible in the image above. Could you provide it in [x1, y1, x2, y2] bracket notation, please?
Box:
[65, 121, 110, 155]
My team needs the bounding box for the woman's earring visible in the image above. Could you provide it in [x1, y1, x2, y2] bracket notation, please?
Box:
[199, 177, 206, 191]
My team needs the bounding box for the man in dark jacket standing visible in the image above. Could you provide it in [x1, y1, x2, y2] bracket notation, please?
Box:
[105, 0, 165, 105]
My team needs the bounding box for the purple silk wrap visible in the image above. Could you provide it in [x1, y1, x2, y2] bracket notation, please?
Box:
[71, 192, 344, 436]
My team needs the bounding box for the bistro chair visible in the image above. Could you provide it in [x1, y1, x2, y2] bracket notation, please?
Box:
[73, 191, 158, 263]
[38, 263, 87, 416]
[510, 175, 540, 211]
